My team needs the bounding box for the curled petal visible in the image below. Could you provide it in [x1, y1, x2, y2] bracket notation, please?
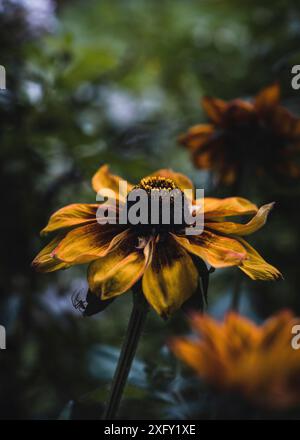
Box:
[142, 236, 199, 318]
[238, 238, 282, 280]
[41, 203, 99, 235]
[52, 223, 128, 264]
[32, 234, 70, 272]
[205, 203, 275, 236]
[173, 232, 247, 268]
[88, 238, 150, 300]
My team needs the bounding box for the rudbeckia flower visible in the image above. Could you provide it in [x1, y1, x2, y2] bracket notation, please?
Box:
[32, 165, 280, 318]
[170, 311, 300, 410]
[179, 84, 300, 185]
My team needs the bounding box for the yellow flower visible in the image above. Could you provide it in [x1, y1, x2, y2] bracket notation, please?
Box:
[180, 84, 300, 184]
[32, 165, 280, 318]
[170, 311, 300, 409]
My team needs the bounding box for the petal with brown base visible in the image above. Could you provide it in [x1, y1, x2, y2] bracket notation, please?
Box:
[238, 238, 281, 280]
[88, 238, 150, 300]
[41, 203, 99, 235]
[52, 223, 128, 264]
[173, 231, 247, 269]
[32, 234, 70, 272]
[142, 235, 198, 318]
[205, 203, 274, 236]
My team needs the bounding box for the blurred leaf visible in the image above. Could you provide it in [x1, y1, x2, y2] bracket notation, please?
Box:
[87, 344, 148, 389]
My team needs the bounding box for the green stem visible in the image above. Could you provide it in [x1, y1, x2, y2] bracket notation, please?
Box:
[103, 289, 149, 420]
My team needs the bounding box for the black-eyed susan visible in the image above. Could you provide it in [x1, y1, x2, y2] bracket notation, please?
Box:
[170, 311, 300, 410]
[32, 165, 280, 318]
[180, 84, 300, 185]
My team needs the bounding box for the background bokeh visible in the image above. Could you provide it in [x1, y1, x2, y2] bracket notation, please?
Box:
[0, 0, 300, 419]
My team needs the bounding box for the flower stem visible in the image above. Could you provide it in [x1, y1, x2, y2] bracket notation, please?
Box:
[103, 287, 149, 420]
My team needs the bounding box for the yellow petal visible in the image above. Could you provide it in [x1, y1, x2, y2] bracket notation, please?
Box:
[41, 203, 99, 235]
[31, 234, 70, 272]
[91, 164, 133, 200]
[255, 83, 280, 112]
[88, 238, 149, 299]
[205, 203, 275, 236]
[142, 235, 198, 318]
[173, 231, 247, 269]
[238, 238, 282, 280]
[202, 96, 228, 124]
[203, 197, 258, 218]
[53, 223, 127, 264]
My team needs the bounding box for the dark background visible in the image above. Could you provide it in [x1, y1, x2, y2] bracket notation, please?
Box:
[0, 0, 299, 419]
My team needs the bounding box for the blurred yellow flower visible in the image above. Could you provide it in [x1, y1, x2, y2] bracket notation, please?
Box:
[180, 84, 300, 184]
[32, 165, 280, 318]
[170, 311, 300, 409]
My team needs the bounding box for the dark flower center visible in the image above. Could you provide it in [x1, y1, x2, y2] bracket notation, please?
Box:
[126, 176, 187, 234]
[137, 176, 178, 192]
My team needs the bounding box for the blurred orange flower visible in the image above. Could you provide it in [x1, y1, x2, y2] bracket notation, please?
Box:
[32, 165, 280, 317]
[171, 311, 300, 409]
[180, 84, 300, 185]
